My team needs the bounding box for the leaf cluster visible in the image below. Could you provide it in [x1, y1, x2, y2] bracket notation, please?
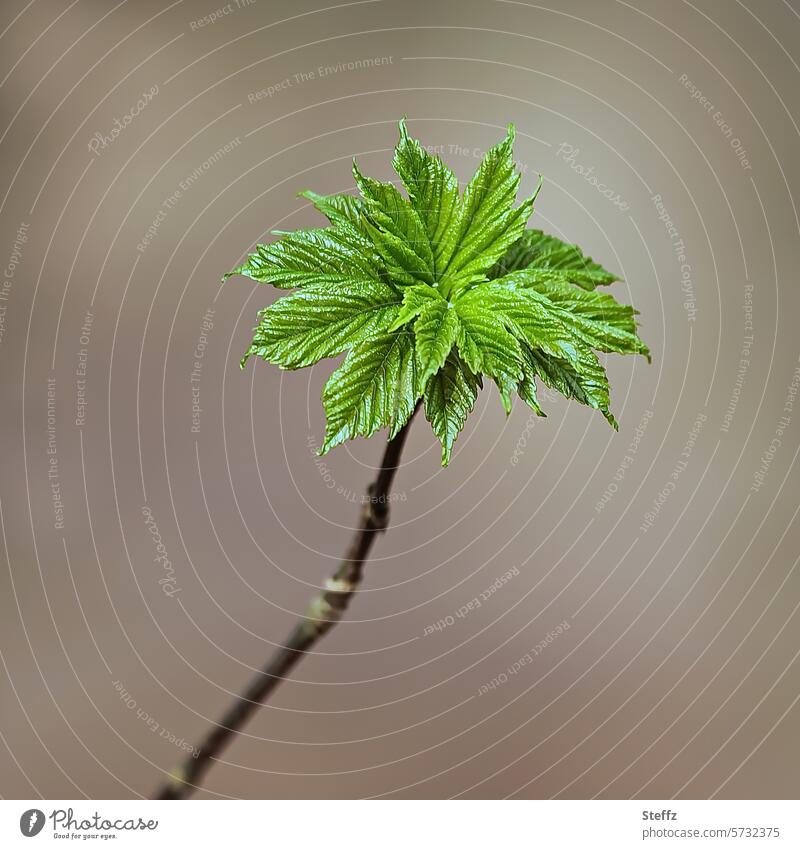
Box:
[229, 121, 649, 464]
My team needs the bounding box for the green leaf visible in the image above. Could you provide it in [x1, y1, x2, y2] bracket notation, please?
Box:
[230, 119, 649, 464]
[299, 190, 367, 232]
[517, 345, 546, 416]
[488, 271, 649, 361]
[392, 119, 460, 274]
[388, 283, 443, 331]
[489, 229, 617, 289]
[440, 126, 534, 291]
[321, 331, 421, 453]
[468, 280, 584, 366]
[352, 161, 434, 285]
[458, 279, 622, 425]
[525, 345, 617, 428]
[424, 354, 480, 465]
[412, 295, 460, 384]
[242, 279, 402, 369]
[227, 227, 378, 288]
[453, 289, 524, 413]
[526, 277, 650, 360]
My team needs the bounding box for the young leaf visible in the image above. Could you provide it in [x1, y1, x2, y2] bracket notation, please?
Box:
[517, 345, 546, 417]
[392, 119, 460, 273]
[424, 354, 480, 465]
[413, 296, 460, 384]
[321, 331, 420, 453]
[524, 345, 617, 428]
[299, 190, 367, 232]
[467, 281, 583, 366]
[489, 228, 618, 289]
[453, 291, 524, 413]
[389, 284, 443, 331]
[440, 126, 534, 291]
[489, 271, 649, 361]
[242, 280, 402, 369]
[229, 119, 649, 464]
[528, 278, 650, 360]
[352, 161, 434, 285]
[228, 227, 377, 287]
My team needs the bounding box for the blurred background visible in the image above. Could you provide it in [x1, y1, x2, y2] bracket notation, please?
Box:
[1, 0, 799, 799]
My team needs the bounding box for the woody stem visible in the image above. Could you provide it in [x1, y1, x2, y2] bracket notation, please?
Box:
[154, 404, 419, 800]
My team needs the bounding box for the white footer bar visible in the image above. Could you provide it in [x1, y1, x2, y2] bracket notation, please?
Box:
[2, 800, 797, 847]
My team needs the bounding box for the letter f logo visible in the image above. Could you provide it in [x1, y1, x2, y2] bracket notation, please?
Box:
[19, 809, 45, 837]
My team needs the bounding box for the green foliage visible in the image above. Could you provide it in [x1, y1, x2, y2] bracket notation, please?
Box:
[229, 120, 649, 465]
[321, 330, 419, 451]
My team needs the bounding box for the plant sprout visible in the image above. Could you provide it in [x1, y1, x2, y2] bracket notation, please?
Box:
[156, 119, 648, 799]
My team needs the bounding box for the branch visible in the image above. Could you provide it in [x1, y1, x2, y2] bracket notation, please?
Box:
[154, 405, 419, 799]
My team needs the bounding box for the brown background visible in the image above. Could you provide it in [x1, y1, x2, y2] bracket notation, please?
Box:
[1, 0, 799, 799]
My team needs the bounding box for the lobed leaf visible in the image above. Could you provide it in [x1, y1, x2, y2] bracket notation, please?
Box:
[352, 161, 434, 285]
[440, 126, 535, 291]
[466, 281, 583, 366]
[227, 227, 378, 288]
[453, 291, 524, 413]
[321, 331, 421, 453]
[457, 280, 620, 426]
[489, 271, 649, 361]
[527, 278, 649, 360]
[392, 119, 460, 274]
[242, 279, 402, 369]
[389, 283, 443, 330]
[229, 119, 649, 464]
[489, 228, 618, 289]
[424, 354, 480, 465]
[524, 345, 617, 428]
[412, 296, 461, 385]
[299, 189, 367, 232]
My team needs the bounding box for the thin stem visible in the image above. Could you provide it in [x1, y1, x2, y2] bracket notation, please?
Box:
[154, 405, 419, 800]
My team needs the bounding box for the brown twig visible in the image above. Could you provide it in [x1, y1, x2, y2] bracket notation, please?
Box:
[155, 405, 419, 799]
